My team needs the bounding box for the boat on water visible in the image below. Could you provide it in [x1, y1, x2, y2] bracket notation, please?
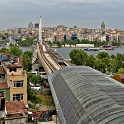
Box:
[84, 48, 100, 51]
[102, 45, 114, 50]
[104, 47, 114, 50]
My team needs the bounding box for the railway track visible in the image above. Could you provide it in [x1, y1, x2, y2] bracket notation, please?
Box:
[39, 43, 60, 73]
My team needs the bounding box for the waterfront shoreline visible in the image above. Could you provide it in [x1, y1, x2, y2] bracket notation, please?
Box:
[51, 46, 124, 48]
[55, 47, 124, 59]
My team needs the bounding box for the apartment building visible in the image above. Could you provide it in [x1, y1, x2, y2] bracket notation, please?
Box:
[0, 53, 28, 124]
[0, 54, 27, 104]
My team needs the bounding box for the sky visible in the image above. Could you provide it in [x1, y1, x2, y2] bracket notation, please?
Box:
[0, 0, 124, 30]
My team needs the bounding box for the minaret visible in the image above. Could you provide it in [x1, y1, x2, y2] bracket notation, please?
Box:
[39, 16, 42, 44]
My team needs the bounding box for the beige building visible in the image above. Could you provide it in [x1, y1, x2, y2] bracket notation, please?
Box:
[2, 56, 27, 104]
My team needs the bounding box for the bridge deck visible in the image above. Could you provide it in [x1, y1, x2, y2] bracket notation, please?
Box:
[44, 53, 61, 70]
[37, 43, 61, 73]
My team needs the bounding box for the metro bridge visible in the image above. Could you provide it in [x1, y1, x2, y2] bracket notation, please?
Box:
[35, 17, 124, 124]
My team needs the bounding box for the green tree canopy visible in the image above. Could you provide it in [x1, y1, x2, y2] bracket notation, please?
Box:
[27, 81, 42, 104]
[117, 68, 124, 74]
[116, 53, 124, 69]
[18, 37, 34, 46]
[95, 59, 107, 73]
[67, 40, 73, 46]
[23, 51, 32, 58]
[27, 73, 44, 85]
[86, 54, 96, 68]
[0, 48, 10, 54]
[27, 73, 33, 82]
[22, 51, 32, 72]
[10, 46, 22, 57]
[31, 74, 44, 85]
[27, 73, 44, 103]
[96, 52, 110, 59]
[69, 49, 88, 65]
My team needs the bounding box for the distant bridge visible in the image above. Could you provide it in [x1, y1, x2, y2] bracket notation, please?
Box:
[36, 42, 124, 124]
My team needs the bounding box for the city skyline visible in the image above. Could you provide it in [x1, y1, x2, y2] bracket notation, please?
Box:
[0, 0, 124, 30]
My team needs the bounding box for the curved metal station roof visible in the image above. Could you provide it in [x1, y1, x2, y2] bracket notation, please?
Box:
[50, 66, 124, 124]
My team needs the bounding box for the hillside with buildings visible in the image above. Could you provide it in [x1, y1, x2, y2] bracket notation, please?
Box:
[0, 22, 124, 47]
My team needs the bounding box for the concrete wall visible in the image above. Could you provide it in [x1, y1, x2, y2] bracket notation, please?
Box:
[7, 72, 27, 104]
[5, 117, 27, 124]
[32, 64, 40, 72]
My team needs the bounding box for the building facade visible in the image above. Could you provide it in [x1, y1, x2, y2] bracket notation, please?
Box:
[1, 55, 27, 104]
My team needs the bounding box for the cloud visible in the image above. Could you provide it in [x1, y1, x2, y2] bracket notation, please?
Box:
[0, 0, 123, 7]
[0, 0, 124, 30]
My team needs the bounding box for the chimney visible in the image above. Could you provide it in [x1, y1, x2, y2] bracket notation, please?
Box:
[19, 58, 22, 65]
[15, 58, 22, 65]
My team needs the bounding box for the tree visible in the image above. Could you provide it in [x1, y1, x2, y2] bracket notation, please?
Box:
[71, 39, 79, 46]
[111, 54, 116, 59]
[109, 58, 118, 73]
[23, 50, 32, 58]
[95, 59, 107, 73]
[117, 68, 124, 74]
[27, 73, 33, 82]
[0, 48, 10, 54]
[22, 51, 32, 72]
[18, 38, 34, 46]
[56, 41, 62, 47]
[27, 73, 43, 104]
[27, 73, 44, 85]
[10, 46, 22, 57]
[96, 52, 110, 59]
[31, 74, 44, 85]
[61, 41, 66, 47]
[47, 41, 52, 47]
[67, 40, 73, 47]
[86, 54, 96, 68]
[112, 41, 121, 46]
[27, 83, 42, 104]
[102, 57, 111, 73]
[116, 53, 124, 69]
[69, 49, 88, 65]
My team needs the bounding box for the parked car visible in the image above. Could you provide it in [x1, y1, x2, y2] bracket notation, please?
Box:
[39, 72, 47, 79]
[31, 71, 38, 75]
[31, 86, 41, 90]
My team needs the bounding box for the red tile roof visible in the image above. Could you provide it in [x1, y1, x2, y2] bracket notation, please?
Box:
[0, 79, 8, 89]
[5, 101, 28, 115]
[0, 83, 8, 89]
[0, 68, 5, 74]
[117, 74, 124, 79]
[6, 64, 22, 68]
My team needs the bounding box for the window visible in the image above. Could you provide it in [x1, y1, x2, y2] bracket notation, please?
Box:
[0, 90, 5, 97]
[0, 74, 5, 79]
[9, 68, 17, 72]
[13, 80, 23, 88]
[13, 94, 23, 101]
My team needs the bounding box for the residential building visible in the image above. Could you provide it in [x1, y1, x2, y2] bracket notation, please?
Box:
[5, 101, 28, 124]
[0, 54, 27, 104]
[0, 67, 9, 101]
[0, 53, 28, 124]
